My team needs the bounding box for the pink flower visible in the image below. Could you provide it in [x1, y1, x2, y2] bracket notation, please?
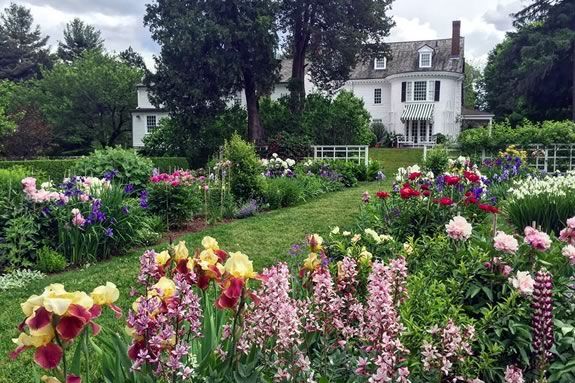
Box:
[493, 231, 519, 254]
[559, 219, 575, 245]
[508, 271, 535, 295]
[523, 226, 551, 252]
[79, 194, 90, 202]
[71, 209, 86, 227]
[445, 215, 472, 241]
[21, 177, 37, 193]
[567, 216, 575, 229]
[504, 365, 524, 383]
[561, 245, 575, 265]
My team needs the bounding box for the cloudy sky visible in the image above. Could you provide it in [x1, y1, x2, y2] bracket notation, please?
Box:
[0, 0, 525, 69]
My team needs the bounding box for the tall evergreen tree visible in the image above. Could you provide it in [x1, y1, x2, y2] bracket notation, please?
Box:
[0, 3, 51, 81]
[145, 0, 279, 142]
[279, 0, 395, 113]
[119, 46, 147, 71]
[57, 18, 104, 63]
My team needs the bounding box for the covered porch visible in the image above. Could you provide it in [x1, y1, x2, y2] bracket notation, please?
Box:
[460, 107, 495, 131]
[396, 103, 437, 147]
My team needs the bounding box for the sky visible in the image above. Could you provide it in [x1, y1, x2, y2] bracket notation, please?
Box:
[0, 0, 526, 70]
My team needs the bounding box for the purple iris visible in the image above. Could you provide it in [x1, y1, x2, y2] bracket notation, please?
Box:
[139, 190, 149, 209]
[104, 227, 114, 238]
[103, 169, 119, 181]
[124, 184, 134, 194]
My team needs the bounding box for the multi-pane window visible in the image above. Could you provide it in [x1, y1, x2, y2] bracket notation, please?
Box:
[413, 81, 427, 101]
[374, 57, 386, 70]
[419, 52, 432, 68]
[374, 88, 382, 104]
[146, 115, 157, 133]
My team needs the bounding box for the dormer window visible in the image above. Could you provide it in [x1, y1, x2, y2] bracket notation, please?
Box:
[418, 45, 433, 68]
[374, 57, 386, 70]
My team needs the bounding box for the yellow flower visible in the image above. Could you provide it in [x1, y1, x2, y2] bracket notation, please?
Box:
[403, 242, 413, 255]
[91, 282, 120, 305]
[21, 294, 44, 317]
[199, 249, 219, 270]
[303, 252, 321, 271]
[41, 376, 62, 383]
[337, 261, 344, 279]
[40, 285, 94, 315]
[155, 250, 171, 266]
[224, 251, 257, 279]
[151, 277, 176, 299]
[43, 297, 72, 316]
[174, 241, 189, 262]
[359, 247, 373, 266]
[201, 236, 219, 250]
[351, 234, 361, 244]
[186, 257, 195, 271]
[13, 325, 55, 348]
[308, 234, 323, 252]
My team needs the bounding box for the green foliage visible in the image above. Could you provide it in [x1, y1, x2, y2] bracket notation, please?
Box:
[31, 50, 142, 152]
[147, 182, 202, 229]
[464, 62, 483, 110]
[72, 147, 153, 188]
[147, 157, 189, 172]
[458, 120, 575, 154]
[224, 133, 265, 201]
[483, 1, 574, 122]
[264, 177, 304, 209]
[35, 246, 67, 273]
[0, 3, 52, 81]
[0, 80, 17, 137]
[424, 146, 450, 176]
[331, 91, 375, 145]
[266, 131, 312, 160]
[0, 166, 29, 195]
[57, 18, 104, 63]
[0, 159, 73, 182]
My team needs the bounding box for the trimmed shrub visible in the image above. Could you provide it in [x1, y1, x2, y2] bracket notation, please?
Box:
[71, 147, 153, 188]
[36, 246, 67, 273]
[0, 159, 75, 182]
[0, 166, 30, 196]
[224, 133, 265, 201]
[424, 147, 450, 176]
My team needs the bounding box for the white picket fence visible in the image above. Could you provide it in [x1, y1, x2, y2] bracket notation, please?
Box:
[312, 145, 369, 165]
[480, 144, 575, 173]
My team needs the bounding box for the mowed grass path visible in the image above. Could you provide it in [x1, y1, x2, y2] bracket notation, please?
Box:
[0, 181, 387, 382]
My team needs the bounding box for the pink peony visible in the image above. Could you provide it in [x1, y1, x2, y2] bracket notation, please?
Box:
[504, 365, 524, 383]
[559, 218, 575, 245]
[523, 226, 551, 252]
[445, 215, 472, 241]
[561, 245, 575, 265]
[71, 209, 86, 227]
[21, 177, 37, 193]
[567, 216, 575, 229]
[494, 231, 519, 254]
[508, 271, 535, 295]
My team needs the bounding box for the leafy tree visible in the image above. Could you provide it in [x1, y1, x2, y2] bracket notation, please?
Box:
[145, 0, 279, 142]
[119, 46, 147, 71]
[30, 51, 142, 154]
[1, 104, 54, 157]
[279, 0, 395, 113]
[57, 18, 104, 63]
[0, 3, 51, 81]
[484, 0, 574, 122]
[463, 62, 483, 110]
[0, 80, 17, 137]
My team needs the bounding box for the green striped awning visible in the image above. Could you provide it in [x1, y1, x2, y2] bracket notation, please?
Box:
[400, 103, 434, 122]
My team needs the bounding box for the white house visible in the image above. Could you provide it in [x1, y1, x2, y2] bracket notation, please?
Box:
[132, 20, 492, 147]
[131, 84, 169, 147]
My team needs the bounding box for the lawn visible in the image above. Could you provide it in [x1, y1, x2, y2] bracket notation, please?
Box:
[370, 147, 423, 177]
[0, 181, 388, 383]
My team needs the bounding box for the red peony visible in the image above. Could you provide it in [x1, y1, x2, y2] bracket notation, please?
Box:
[400, 187, 420, 199]
[444, 175, 460, 185]
[376, 191, 390, 199]
[479, 204, 499, 214]
[464, 171, 480, 183]
[438, 197, 454, 206]
[408, 172, 422, 180]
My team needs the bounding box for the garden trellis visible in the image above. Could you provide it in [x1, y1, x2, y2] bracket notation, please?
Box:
[312, 145, 369, 165]
[481, 144, 575, 173]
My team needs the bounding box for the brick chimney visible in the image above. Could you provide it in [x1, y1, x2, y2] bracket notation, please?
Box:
[451, 20, 461, 57]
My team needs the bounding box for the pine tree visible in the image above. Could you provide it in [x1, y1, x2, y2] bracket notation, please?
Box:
[57, 18, 104, 63]
[0, 3, 51, 81]
[119, 46, 147, 71]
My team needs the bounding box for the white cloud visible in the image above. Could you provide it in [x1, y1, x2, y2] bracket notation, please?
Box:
[390, 17, 439, 42]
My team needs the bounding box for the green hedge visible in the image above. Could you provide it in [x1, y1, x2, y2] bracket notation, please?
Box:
[458, 120, 575, 154]
[0, 157, 189, 181]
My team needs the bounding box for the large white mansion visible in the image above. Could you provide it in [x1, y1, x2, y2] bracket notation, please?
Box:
[132, 20, 493, 147]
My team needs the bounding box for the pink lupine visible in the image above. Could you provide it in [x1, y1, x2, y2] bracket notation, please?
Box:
[504, 365, 524, 383]
[362, 261, 410, 383]
[532, 269, 554, 373]
[524, 226, 551, 252]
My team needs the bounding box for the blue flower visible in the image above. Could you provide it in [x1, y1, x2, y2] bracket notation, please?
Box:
[124, 184, 135, 194]
[139, 190, 149, 209]
[104, 227, 114, 238]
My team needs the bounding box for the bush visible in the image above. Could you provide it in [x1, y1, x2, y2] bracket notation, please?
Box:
[0, 159, 75, 182]
[266, 132, 312, 161]
[35, 246, 67, 273]
[0, 166, 30, 196]
[424, 146, 450, 176]
[330, 91, 375, 145]
[148, 181, 202, 229]
[224, 133, 265, 201]
[72, 147, 153, 188]
[149, 157, 190, 172]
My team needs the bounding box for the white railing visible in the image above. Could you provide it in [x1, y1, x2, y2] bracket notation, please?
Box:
[312, 145, 369, 165]
[480, 144, 575, 173]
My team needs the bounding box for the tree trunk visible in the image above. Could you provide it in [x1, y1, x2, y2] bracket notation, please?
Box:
[289, 37, 307, 115]
[572, 41, 575, 121]
[243, 69, 263, 143]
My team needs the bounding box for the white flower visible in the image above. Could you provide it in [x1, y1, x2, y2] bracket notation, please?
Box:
[351, 234, 361, 244]
[331, 226, 340, 235]
[286, 159, 296, 167]
[342, 231, 351, 236]
[508, 271, 535, 295]
[364, 228, 381, 244]
[272, 153, 278, 158]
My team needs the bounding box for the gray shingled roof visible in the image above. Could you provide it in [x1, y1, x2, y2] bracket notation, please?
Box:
[278, 37, 464, 82]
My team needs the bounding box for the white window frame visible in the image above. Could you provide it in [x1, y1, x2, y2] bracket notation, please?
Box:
[373, 57, 386, 70]
[419, 52, 432, 68]
[372, 118, 383, 124]
[413, 81, 427, 101]
[374, 88, 382, 104]
[146, 115, 157, 134]
[405, 80, 437, 102]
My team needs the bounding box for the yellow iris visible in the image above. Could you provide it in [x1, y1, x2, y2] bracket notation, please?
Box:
[151, 277, 176, 299]
[201, 236, 219, 250]
[91, 282, 120, 306]
[199, 249, 219, 270]
[155, 250, 171, 266]
[224, 251, 257, 279]
[303, 252, 321, 271]
[174, 241, 188, 262]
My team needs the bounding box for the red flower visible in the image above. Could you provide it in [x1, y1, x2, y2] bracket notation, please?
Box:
[376, 191, 390, 199]
[400, 187, 419, 199]
[464, 171, 480, 183]
[479, 204, 499, 214]
[34, 343, 62, 369]
[420, 184, 430, 191]
[444, 175, 460, 185]
[216, 277, 245, 309]
[408, 172, 421, 180]
[422, 190, 431, 197]
[438, 197, 454, 206]
[464, 191, 478, 204]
